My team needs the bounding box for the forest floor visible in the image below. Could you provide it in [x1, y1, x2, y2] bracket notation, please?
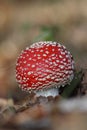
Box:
[0, 0, 87, 130]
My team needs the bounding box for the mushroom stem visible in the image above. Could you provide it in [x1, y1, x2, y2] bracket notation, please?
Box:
[36, 87, 59, 97]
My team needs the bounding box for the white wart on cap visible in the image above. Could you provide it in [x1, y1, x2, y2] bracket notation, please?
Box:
[16, 41, 74, 97]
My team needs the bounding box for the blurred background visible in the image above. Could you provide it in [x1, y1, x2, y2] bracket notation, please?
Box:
[0, 0, 87, 98]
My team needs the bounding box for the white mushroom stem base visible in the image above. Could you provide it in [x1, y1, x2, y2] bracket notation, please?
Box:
[36, 87, 59, 97]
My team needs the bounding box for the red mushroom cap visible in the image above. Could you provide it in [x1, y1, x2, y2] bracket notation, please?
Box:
[16, 41, 74, 93]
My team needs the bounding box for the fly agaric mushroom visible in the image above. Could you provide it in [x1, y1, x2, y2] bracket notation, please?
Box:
[16, 41, 74, 97]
